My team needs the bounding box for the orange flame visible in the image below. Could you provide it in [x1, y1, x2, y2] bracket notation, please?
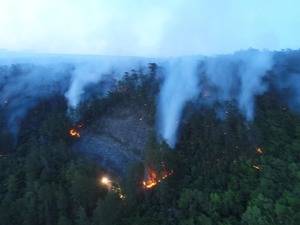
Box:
[143, 169, 158, 189]
[142, 166, 173, 190]
[69, 128, 80, 138]
[69, 123, 84, 138]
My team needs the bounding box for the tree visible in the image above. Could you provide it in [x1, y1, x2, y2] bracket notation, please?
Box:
[75, 206, 89, 225]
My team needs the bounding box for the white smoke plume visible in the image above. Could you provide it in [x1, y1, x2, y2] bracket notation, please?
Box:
[0, 50, 300, 149]
[158, 57, 200, 147]
[236, 51, 273, 120]
[204, 50, 273, 120]
[157, 50, 273, 147]
[0, 53, 150, 135]
[65, 56, 148, 109]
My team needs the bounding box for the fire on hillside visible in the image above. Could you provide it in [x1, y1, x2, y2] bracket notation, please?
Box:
[99, 175, 126, 200]
[143, 165, 173, 190]
[69, 123, 84, 138]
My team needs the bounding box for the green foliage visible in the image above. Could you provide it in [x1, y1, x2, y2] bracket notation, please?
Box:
[0, 69, 300, 225]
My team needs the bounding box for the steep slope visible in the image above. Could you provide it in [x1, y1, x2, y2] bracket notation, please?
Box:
[75, 104, 153, 174]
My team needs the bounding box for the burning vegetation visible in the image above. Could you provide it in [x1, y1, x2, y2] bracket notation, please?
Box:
[69, 128, 80, 138]
[142, 165, 173, 190]
[99, 175, 125, 199]
[256, 147, 263, 154]
[252, 165, 261, 171]
[69, 123, 84, 138]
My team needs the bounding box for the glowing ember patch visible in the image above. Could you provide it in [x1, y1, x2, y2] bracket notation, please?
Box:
[69, 128, 80, 138]
[99, 176, 125, 200]
[101, 176, 111, 186]
[253, 165, 261, 170]
[256, 147, 263, 154]
[119, 193, 126, 199]
[143, 167, 173, 190]
[143, 179, 157, 189]
[69, 123, 84, 138]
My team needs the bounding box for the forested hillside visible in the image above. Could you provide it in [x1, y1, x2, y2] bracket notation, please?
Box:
[0, 55, 300, 225]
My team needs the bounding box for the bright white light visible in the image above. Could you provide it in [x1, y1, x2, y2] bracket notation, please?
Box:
[100, 176, 111, 186]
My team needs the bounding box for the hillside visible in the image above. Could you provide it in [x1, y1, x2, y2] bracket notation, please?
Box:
[0, 50, 300, 225]
[75, 104, 153, 174]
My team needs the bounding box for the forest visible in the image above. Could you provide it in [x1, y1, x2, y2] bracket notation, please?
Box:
[0, 53, 300, 225]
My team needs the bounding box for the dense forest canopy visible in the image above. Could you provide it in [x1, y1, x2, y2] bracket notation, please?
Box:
[0, 50, 300, 225]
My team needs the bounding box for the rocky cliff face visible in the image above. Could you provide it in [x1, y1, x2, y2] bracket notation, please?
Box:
[75, 104, 153, 174]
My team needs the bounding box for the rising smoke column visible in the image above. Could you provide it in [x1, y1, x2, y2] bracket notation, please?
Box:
[0, 50, 296, 148]
[204, 50, 273, 120]
[236, 51, 273, 120]
[158, 57, 200, 147]
[158, 50, 273, 147]
[65, 63, 106, 109]
[64, 57, 149, 111]
[0, 54, 150, 137]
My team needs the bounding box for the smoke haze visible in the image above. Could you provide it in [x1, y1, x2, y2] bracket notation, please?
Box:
[0, 0, 299, 146]
[202, 51, 273, 120]
[0, 50, 300, 147]
[0, 0, 299, 56]
[0, 54, 148, 134]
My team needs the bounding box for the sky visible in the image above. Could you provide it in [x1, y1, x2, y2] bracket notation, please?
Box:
[0, 0, 299, 57]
